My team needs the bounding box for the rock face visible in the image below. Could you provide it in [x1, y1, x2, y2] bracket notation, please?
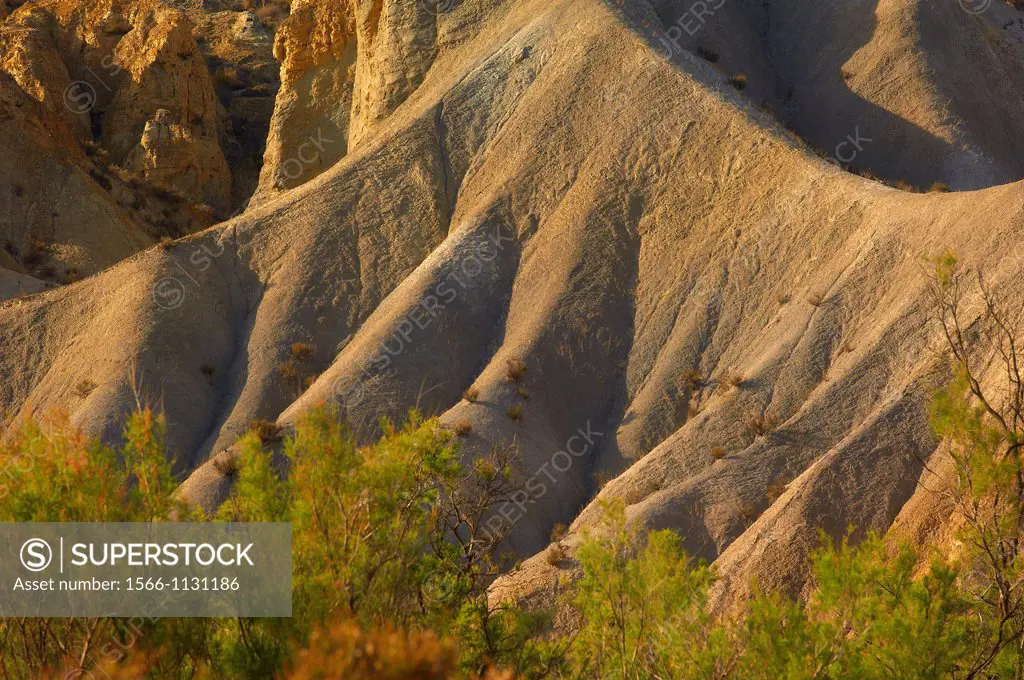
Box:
[7, 0, 1024, 617]
[253, 0, 355, 201]
[347, 0, 440, 145]
[642, 0, 1024, 190]
[191, 8, 278, 208]
[253, 0, 443, 203]
[0, 69, 151, 279]
[124, 107, 231, 212]
[100, 3, 232, 212]
[0, 0, 282, 277]
[0, 1, 92, 138]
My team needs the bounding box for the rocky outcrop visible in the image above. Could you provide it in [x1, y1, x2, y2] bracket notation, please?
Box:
[103, 3, 232, 212]
[253, 0, 355, 201]
[124, 108, 231, 210]
[0, 3, 92, 138]
[192, 9, 278, 208]
[348, 0, 441, 146]
[0, 69, 153, 279]
[0, 0, 285, 278]
[253, 0, 446, 203]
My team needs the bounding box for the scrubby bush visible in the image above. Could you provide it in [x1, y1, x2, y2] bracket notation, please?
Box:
[0, 409, 193, 677]
[74, 378, 97, 398]
[5, 407, 544, 678]
[728, 74, 747, 90]
[242, 0, 292, 32]
[696, 46, 719, 63]
[505, 359, 527, 383]
[283, 622, 459, 680]
[212, 453, 239, 480]
[249, 418, 283, 443]
[724, 373, 745, 389]
[15, 256, 1024, 678]
[290, 342, 315, 361]
[566, 499, 725, 678]
[218, 408, 548, 676]
[747, 414, 776, 436]
[765, 476, 789, 503]
[682, 369, 704, 390]
[544, 544, 565, 566]
[278, 344, 317, 396]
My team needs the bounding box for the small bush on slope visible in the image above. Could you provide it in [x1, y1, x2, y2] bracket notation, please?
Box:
[556, 255, 1024, 679]
[18, 254, 1024, 678]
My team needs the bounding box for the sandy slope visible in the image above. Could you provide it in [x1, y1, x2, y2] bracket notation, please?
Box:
[4, 0, 1024, 609]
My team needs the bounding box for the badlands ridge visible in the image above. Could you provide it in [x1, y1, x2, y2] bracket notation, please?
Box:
[3, 0, 1024, 612]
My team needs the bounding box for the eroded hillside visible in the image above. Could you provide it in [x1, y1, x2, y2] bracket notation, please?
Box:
[0, 0, 280, 289]
[4, 0, 1024, 614]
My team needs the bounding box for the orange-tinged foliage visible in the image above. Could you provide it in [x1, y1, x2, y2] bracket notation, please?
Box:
[0, 408, 184, 522]
[2, 407, 533, 679]
[286, 622, 458, 679]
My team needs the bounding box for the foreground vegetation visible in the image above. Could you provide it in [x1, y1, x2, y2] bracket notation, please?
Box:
[3, 255, 1024, 678]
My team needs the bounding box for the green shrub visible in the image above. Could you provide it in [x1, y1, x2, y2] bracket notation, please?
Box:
[5, 407, 538, 678]
[0, 410, 194, 676]
[566, 499, 725, 678]
[16, 266, 1024, 680]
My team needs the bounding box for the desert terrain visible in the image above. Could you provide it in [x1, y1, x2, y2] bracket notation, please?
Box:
[4, 0, 1024, 628]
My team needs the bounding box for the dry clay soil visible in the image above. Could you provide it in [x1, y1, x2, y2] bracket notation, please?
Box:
[4, 0, 1024, 612]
